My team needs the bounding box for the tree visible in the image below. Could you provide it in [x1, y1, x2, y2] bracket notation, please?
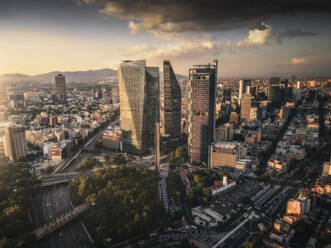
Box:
[104, 155, 111, 164]
[44, 165, 54, 174]
[113, 154, 127, 165]
[70, 166, 164, 245]
[175, 145, 188, 164]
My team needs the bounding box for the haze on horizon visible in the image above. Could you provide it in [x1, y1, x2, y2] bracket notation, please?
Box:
[1, 0, 331, 77]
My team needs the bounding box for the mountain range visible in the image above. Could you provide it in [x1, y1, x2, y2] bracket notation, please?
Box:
[0, 68, 187, 84]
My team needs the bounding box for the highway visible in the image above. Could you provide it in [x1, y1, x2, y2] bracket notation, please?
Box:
[34, 185, 93, 248]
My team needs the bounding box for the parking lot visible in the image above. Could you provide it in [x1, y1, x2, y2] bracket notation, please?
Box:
[212, 180, 263, 216]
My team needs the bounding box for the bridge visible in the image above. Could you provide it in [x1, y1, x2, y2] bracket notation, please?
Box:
[32, 204, 88, 240]
[41, 171, 93, 187]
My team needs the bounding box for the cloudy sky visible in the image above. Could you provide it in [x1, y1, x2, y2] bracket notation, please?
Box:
[1, 0, 331, 77]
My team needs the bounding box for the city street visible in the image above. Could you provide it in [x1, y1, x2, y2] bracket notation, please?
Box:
[34, 185, 93, 248]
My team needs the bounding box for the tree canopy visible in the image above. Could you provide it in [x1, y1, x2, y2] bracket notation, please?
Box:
[70, 166, 164, 245]
[0, 162, 40, 247]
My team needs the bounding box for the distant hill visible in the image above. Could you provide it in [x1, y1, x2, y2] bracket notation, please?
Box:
[0, 68, 118, 84]
[0, 68, 187, 84]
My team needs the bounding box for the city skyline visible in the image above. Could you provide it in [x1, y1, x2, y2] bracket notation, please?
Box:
[1, 0, 331, 77]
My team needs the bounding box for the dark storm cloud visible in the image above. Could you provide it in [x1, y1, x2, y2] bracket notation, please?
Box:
[274, 29, 318, 44]
[80, 0, 331, 33]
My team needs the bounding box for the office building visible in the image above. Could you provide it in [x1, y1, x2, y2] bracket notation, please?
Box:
[4, 126, 28, 161]
[162, 60, 181, 138]
[223, 88, 231, 101]
[188, 60, 217, 164]
[209, 141, 242, 169]
[216, 123, 233, 141]
[55, 74, 66, 101]
[268, 86, 283, 108]
[119, 60, 159, 154]
[239, 79, 250, 103]
[241, 94, 253, 121]
[155, 122, 160, 171]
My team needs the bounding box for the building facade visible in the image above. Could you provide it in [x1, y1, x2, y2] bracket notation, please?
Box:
[162, 60, 181, 138]
[322, 158, 331, 177]
[209, 141, 241, 169]
[241, 94, 253, 121]
[188, 60, 217, 164]
[4, 126, 28, 161]
[55, 74, 66, 101]
[239, 79, 250, 103]
[119, 60, 159, 154]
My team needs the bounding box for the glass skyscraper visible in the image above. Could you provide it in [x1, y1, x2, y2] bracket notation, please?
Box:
[162, 60, 181, 138]
[119, 60, 159, 154]
[55, 74, 66, 101]
[188, 60, 218, 164]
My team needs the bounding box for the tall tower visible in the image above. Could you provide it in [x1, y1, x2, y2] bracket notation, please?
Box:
[4, 126, 28, 161]
[55, 74, 66, 101]
[239, 79, 250, 104]
[240, 94, 253, 121]
[188, 60, 217, 164]
[119, 60, 159, 154]
[163, 60, 181, 138]
[155, 122, 161, 171]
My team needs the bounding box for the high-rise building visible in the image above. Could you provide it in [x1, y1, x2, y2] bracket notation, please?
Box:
[188, 60, 217, 164]
[155, 122, 160, 171]
[119, 60, 159, 154]
[216, 123, 234, 141]
[268, 86, 283, 108]
[241, 94, 253, 121]
[162, 60, 181, 138]
[4, 126, 28, 161]
[223, 88, 232, 102]
[239, 79, 250, 103]
[55, 74, 66, 101]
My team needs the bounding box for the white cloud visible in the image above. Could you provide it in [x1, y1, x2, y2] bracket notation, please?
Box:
[234, 23, 272, 48]
[291, 57, 307, 64]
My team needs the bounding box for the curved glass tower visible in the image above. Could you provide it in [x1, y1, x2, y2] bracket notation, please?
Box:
[119, 60, 159, 154]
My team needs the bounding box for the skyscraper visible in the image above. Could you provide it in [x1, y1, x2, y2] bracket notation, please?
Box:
[188, 60, 218, 164]
[55, 74, 66, 101]
[119, 60, 159, 154]
[155, 122, 160, 171]
[240, 94, 253, 121]
[4, 126, 28, 161]
[162, 60, 181, 138]
[239, 79, 250, 104]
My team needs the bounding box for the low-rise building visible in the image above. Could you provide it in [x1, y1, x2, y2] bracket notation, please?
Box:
[209, 141, 242, 169]
[286, 195, 311, 218]
[268, 159, 288, 173]
[101, 126, 121, 151]
[322, 158, 331, 177]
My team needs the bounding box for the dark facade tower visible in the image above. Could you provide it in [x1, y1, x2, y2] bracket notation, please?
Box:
[119, 60, 159, 154]
[163, 60, 181, 138]
[188, 60, 218, 164]
[155, 122, 160, 171]
[55, 74, 66, 101]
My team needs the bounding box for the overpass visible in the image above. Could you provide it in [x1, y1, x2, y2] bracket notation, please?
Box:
[32, 204, 88, 240]
[41, 171, 93, 187]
